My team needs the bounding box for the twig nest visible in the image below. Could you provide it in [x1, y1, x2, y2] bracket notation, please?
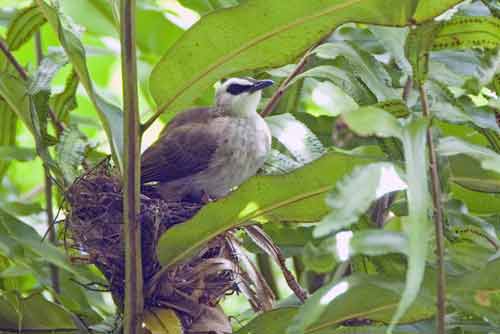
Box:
[65, 161, 239, 333]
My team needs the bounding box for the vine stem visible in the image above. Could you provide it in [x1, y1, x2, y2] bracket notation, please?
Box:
[260, 49, 312, 117]
[35, 31, 60, 294]
[418, 83, 446, 334]
[120, 0, 143, 333]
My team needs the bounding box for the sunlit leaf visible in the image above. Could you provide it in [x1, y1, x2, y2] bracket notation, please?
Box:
[314, 162, 405, 237]
[157, 151, 376, 267]
[149, 0, 416, 125]
[266, 113, 325, 164]
[343, 106, 403, 139]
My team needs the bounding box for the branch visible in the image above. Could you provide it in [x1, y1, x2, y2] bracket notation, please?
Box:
[35, 31, 61, 295]
[260, 49, 312, 117]
[418, 83, 446, 334]
[120, 0, 144, 333]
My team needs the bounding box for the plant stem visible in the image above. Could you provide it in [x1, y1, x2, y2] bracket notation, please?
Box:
[260, 49, 311, 117]
[35, 31, 60, 294]
[0, 38, 27, 80]
[120, 1, 144, 333]
[418, 83, 446, 334]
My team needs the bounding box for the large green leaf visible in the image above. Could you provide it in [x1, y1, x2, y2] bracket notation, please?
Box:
[240, 259, 500, 334]
[287, 274, 434, 334]
[36, 0, 124, 171]
[59, 0, 184, 58]
[149, 0, 417, 123]
[157, 151, 375, 267]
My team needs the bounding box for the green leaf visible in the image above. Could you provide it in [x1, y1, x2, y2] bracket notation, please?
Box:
[0, 292, 76, 332]
[178, 0, 240, 15]
[426, 80, 500, 133]
[412, 0, 464, 23]
[451, 183, 500, 214]
[50, 68, 79, 121]
[235, 308, 298, 334]
[266, 113, 325, 164]
[314, 162, 405, 237]
[432, 16, 500, 51]
[0, 101, 17, 180]
[28, 50, 67, 95]
[6, 4, 46, 51]
[438, 136, 500, 174]
[37, 0, 124, 171]
[368, 26, 412, 75]
[0, 208, 76, 274]
[291, 65, 374, 105]
[389, 117, 431, 332]
[0, 146, 36, 162]
[157, 151, 376, 267]
[0, 73, 33, 134]
[343, 106, 403, 139]
[314, 42, 398, 101]
[308, 81, 359, 116]
[287, 274, 434, 334]
[448, 155, 500, 193]
[261, 149, 302, 175]
[321, 230, 409, 261]
[405, 22, 443, 85]
[149, 0, 416, 121]
[56, 125, 87, 183]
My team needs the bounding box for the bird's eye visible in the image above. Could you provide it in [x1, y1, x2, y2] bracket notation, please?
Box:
[227, 83, 251, 95]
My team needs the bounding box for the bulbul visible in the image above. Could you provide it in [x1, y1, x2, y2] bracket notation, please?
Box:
[141, 77, 274, 202]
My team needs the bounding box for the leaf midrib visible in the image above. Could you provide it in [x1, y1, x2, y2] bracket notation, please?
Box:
[155, 0, 365, 114]
[163, 185, 332, 267]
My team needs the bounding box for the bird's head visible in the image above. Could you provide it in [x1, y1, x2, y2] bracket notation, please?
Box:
[215, 77, 273, 116]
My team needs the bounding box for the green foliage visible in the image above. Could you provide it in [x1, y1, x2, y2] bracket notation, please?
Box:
[157, 151, 376, 267]
[149, 0, 416, 121]
[0, 0, 499, 333]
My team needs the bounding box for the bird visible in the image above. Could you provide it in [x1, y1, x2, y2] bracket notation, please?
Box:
[141, 77, 274, 202]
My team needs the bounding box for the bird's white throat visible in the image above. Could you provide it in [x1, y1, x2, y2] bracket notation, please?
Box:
[226, 90, 262, 117]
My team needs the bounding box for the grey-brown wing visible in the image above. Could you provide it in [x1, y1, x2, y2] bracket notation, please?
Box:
[141, 122, 220, 183]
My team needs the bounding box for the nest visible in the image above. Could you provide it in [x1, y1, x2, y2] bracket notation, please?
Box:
[64, 161, 275, 333]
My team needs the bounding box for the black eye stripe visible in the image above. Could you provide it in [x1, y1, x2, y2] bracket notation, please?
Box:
[227, 83, 252, 95]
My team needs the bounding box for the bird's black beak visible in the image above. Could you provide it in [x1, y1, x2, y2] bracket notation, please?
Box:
[249, 79, 274, 93]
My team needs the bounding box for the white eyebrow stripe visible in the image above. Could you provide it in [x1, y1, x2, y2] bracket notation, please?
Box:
[224, 78, 254, 87]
